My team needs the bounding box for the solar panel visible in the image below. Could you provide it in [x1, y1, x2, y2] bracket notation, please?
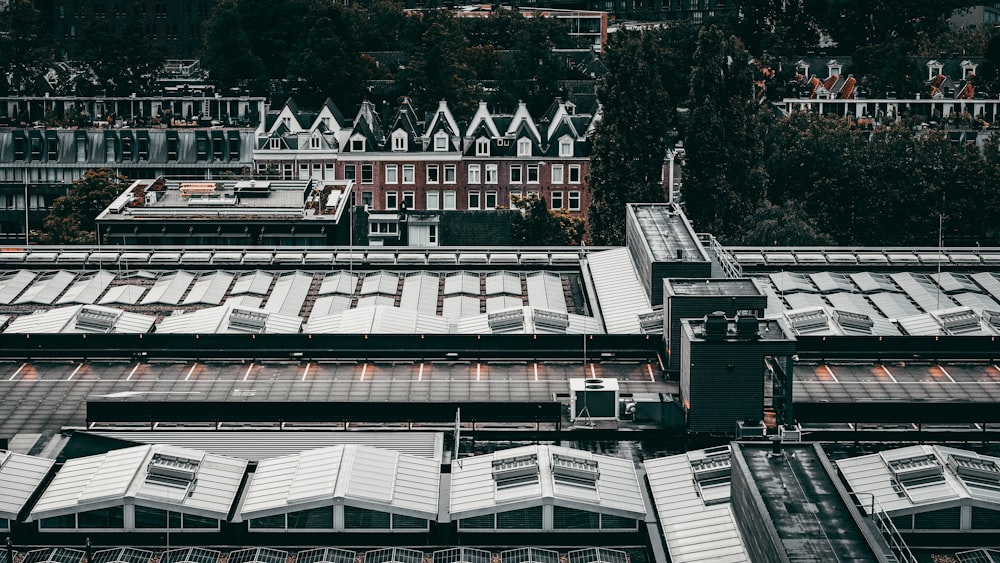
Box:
[263, 272, 312, 316]
[232, 271, 273, 295]
[184, 272, 235, 305]
[400, 272, 440, 315]
[161, 549, 221, 563]
[956, 549, 1000, 563]
[954, 292, 1000, 315]
[57, 270, 116, 305]
[22, 549, 85, 563]
[485, 271, 522, 296]
[567, 549, 629, 563]
[809, 272, 855, 293]
[91, 548, 153, 563]
[14, 270, 76, 305]
[769, 272, 816, 293]
[869, 292, 922, 319]
[364, 549, 424, 563]
[432, 549, 492, 563]
[361, 271, 399, 295]
[141, 271, 196, 305]
[891, 272, 956, 313]
[784, 293, 827, 310]
[932, 272, 980, 294]
[99, 285, 146, 305]
[526, 272, 566, 312]
[0, 270, 37, 304]
[319, 272, 358, 296]
[444, 272, 480, 296]
[826, 293, 882, 319]
[296, 549, 356, 563]
[226, 549, 288, 563]
[499, 548, 559, 563]
[849, 272, 899, 294]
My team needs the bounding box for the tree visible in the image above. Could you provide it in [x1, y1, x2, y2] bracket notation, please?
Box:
[404, 11, 476, 119]
[511, 194, 585, 245]
[77, 17, 163, 96]
[809, 0, 978, 53]
[40, 170, 126, 245]
[742, 200, 834, 246]
[201, 0, 267, 89]
[0, 0, 52, 95]
[587, 29, 675, 245]
[681, 26, 767, 242]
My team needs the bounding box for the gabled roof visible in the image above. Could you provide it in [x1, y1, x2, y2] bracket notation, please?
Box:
[0, 450, 55, 520]
[349, 101, 385, 150]
[465, 102, 501, 138]
[386, 98, 421, 152]
[424, 100, 461, 140]
[240, 444, 440, 520]
[836, 445, 1000, 516]
[505, 101, 542, 143]
[317, 97, 346, 129]
[29, 445, 247, 521]
[449, 444, 645, 520]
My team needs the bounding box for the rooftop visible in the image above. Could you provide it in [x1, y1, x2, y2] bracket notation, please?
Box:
[627, 204, 710, 263]
[666, 279, 763, 298]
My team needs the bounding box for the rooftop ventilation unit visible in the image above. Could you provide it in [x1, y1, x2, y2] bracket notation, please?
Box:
[787, 309, 828, 332]
[735, 314, 758, 338]
[691, 452, 732, 482]
[488, 309, 524, 332]
[146, 453, 200, 487]
[229, 308, 268, 332]
[534, 309, 569, 331]
[948, 454, 1000, 482]
[551, 453, 599, 487]
[834, 310, 874, 332]
[938, 309, 980, 334]
[75, 307, 122, 332]
[887, 454, 944, 482]
[191, 195, 238, 206]
[235, 180, 272, 198]
[638, 310, 663, 334]
[492, 454, 539, 489]
[983, 310, 1000, 330]
[704, 311, 728, 338]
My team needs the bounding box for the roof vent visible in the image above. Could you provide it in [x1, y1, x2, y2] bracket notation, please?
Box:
[704, 311, 728, 338]
[488, 309, 524, 332]
[948, 454, 1000, 482]
[887, 454, 944, 483]
[235, 180, 272, 198]
[229, 308, 268, 332]
[147, 453, 200, 488]
[938, 309, 980, 334]
[534, 309, 569, 331]
[551, 453, 599, 487]
[492, 454, 539, 489]
[638, 310, 663, 334]
[735, 315, 758, 338]
[983, 310, 1000, 330]
[834, 310, 873, 332]
[787, 309, 828, 332]
[75, 307, 122, 332]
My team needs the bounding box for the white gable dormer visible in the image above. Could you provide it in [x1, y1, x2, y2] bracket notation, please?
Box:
[310, 132, 322, 150]
[391, 129, 408, 152]
[558, 135, 573, 157]
[425, 100, 461, 140]
[827, 59, 842, 79]
[270, 104, 303, 135]
[961, 60, 979, 80]
[475, 137, 490, 157]
[506, 101, 542, 143]
[465, 101, 500, 138]
[517, 137, 532, 157]
[796, 60, 810, 79]
[927, 60, 943, 81]
[349, 133, 367, 153]
[433, 131, 450, 152]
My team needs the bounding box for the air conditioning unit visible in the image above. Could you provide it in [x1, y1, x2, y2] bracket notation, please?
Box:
[569, 378, 619, 421]
[735, 419, 767, 439]
[779, 423, 803, 442]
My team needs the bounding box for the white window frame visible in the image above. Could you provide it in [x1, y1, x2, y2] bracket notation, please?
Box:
[468, 164, 481, 184]
[402, 191, 415, 209]
[476, 137, 490, 156]
[443, 190, 457, 210]
[427, 165, 439, 184]
[510, 164, 522, 184]
[426, 190, 440, 210]
[269, 138, 280, 150]
[361, 164, 374, 184]
[509, 190, 522, 208]
[392, 131, 407, 151]
[386, 191, 398, 210]
[517, 138, 531, 156]
[569, 164, 582, 184]
[551, 164, 564, 184]
[385, 164, 398, 184]
[434, 132, 449, 152]
[559, 138, 572, 157]
[485, 191, 497, 209]
[568, 190, 581, 210]
[311, 135, 321, 149]
[527, 164, 539, 184]
[350, 135, 365, 152]
[444, 164, 457, 184]
[402, 164, 415, 184]
[551, 190, 564, 210]
[468, 191, 480, 209]
[485, 164, 498, 184]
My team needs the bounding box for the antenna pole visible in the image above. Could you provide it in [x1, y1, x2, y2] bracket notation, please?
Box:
[576, 332, 593, 427]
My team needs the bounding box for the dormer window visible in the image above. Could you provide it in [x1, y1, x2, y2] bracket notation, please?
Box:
[269, 138, 281, 150]
[796, 61, 810, 78]
[281, 117, 291, 128]
[350, 137, 365, 152]
[517, 138, 531, 157]
[928, 60, 943, 80]
[321, 117, 331, 129]
[476, 137, 490, 156]
[392, 131, 407, 152]
[434, 132, 449, 152]
[961, 60, 979, 80]
[310, 135, 321, 149]
[827, 59, 842, 78]
[559, 137, 573, 157]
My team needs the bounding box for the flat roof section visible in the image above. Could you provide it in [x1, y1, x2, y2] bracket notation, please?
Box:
[666, 279, 762, 297]
[734, 443, 881, 562]
[627, 204, 710, 263]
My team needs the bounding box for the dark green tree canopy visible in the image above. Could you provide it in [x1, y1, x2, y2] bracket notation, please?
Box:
[511, 194, 585, 246]
[40, 169, 127, 245]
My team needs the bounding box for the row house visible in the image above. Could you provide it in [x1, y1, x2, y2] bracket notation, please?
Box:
[254, 97, 598, 244]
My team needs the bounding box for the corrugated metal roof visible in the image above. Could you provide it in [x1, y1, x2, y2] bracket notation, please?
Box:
[56, 270, 116, 305]
[645, 448, 749, 563]
[231, 271, 274, 295]
[14, 270, 76, 305]
[356, 295, 396, 309]
[486, 296, 523, 313]
[98, 285, 147, 305]
[306, 307, 450, 334]
[84, 431, 444, 462]
[442, 296, 481, 319]
[183, 272, 236, 305]
[361, 272, 399, 295]
[156, 302, 301, 334]
[444, 272, 480, 296]
[485, 272, 522, 296]
[4, 305, 156, 334]
[526, 272, 566, 312]
[263, 271, 312, 316]
[869, 292, 921, 319]
[141, 271, 196, 305]
[584, 249, 649, 334]
[0, 270, 37, 304]
[0, 450, 55, 519]
[241, 444, 440, 520]
[399, 272, 440, 315]
[29, 444, 247, 521]
[312, 295, 353, 317]
[319, 272, 358, 296]
[449, 444, 645, 520]
[891, 272, 956, 312]
[835, 445, 1000, 516]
